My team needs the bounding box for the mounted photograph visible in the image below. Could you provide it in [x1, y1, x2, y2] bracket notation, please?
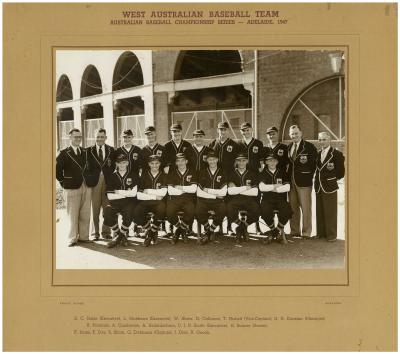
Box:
[55, 48, 346, 270]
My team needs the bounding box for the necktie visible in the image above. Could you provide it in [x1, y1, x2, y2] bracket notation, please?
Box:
[292, 143, 298, 159]
[99, 147, 103, 162]
[77, 147, 81, 157]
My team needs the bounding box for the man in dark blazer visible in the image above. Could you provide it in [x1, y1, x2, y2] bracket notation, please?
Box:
[314, 132, 345, 242]
[56, 128, 92, 247]
[287, 125, 318, 239]
[87, 128, 115, 240]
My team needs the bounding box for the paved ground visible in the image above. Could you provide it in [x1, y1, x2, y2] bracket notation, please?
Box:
[56, 183, 345, 269]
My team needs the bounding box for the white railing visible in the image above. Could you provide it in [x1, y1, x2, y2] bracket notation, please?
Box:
[84, 118, 104, 147]
[116, 115, 146, 147]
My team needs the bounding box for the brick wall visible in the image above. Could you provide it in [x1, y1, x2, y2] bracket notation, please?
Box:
[256, 50, 344, 144]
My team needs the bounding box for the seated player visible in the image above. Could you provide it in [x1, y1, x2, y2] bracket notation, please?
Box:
[166, 153, 198, 244]
[134, 155, 168, 246]
[104, 154, 140, 248]
[227, 153, 260, 243]
[259, 153, 292, 244]
[196, 150, 227, 245]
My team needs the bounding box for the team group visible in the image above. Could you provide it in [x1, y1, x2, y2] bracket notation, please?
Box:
[56, 121, 345, 248]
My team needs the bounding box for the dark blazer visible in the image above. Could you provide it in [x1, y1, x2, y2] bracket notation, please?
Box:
[86, 144, 115, 186]
[287, 139, 318, 187]
[314, 147, 345, 193]
[56, 146, 91, 189]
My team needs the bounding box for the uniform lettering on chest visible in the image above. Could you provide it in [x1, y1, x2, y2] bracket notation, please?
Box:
[226, 145, 233, 152]
[126, 178, 132, 186]
[246, 179, 252, 186]
[182, 147, 186, 152]
[156, 182, 161, 188]
[186, 175, 192, 182]
[327, 162, 335, 170]
[299, 155, 308, 164]
[202, 155, 207, 161]
[132, 153, 138, 160]
[276, 178, 282, 184]
[216, 175, 222, 182]
[252, 146, 258, 153]
[156, 150, 162, 156]
[277, 149, 284, 156]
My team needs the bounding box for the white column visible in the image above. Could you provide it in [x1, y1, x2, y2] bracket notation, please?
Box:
[101, 94, 115, 147]
[142, 88, 154, 127]
[71, 102, 82, 130]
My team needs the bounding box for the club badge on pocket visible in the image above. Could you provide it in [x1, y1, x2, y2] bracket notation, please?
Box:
[299, 155, 308, 164]
[278, 149, 284, 156]
[107, 158, 112, 167]
[227, 145, 233, 152]
[327, 162, 334, 170]
[252, 146, 258, 153]
[126, 178, 132, 186]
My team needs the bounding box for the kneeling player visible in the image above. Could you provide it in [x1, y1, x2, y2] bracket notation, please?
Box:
[134, 155, 167, 246]
[259, 153, 292, 244]
[196, 151, 227, 244]
[166, 153, 198, 244]
[104, 154, 139, 248]
[226, 153, 260, 243]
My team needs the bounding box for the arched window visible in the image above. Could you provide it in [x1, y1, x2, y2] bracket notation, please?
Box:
[80, 65, 102, 97]
[172, 50, 252, 142]
[281, 75, 345, 144]
[56, 75, 74, 150]
[113, 52, 146, 147]
[174, 50, 242, 80]
[56, 74, 73, 102]
[80, 65, 104, 147]
[112, 51, 144, 91]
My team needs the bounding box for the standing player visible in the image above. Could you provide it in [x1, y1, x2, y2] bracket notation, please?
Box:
[166, 153, 198, 244]
[114, 129, 143, 174]
[56, 128, 92, 247]
[163, 123, 194, 174]
[104, 154, 140, 248]
[259, 153, 292, 244]
[191, 129, 212, 173]
[226, 153, 260, 243]
[263, 126, 289, 172]
[141, 126, 165, 170]
[209, 121, 240, 173]
[287, 125, 318, 239]
[314, 132, 345, 242]
[196, 151, 228, 244]
[134, 155, 168, 246]
[237, 122, 264, 172]
[87, 128, 115, 240]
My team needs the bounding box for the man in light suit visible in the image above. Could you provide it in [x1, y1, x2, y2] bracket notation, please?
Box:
[315, 132, 345, 242]
[287, 125, 318, 239]
[56, 128, 92, 247]
[87, 128, 115, 240]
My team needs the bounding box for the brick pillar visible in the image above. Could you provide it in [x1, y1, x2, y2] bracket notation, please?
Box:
[153, 91, 170, 142]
